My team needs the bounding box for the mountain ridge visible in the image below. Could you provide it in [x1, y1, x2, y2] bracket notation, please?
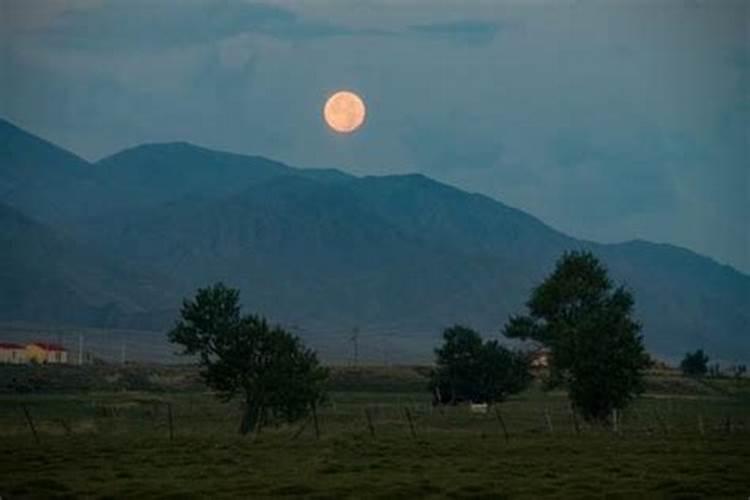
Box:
[1, 117, 747, 361]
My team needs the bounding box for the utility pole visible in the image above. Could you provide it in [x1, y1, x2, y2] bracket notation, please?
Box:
[120, 341, 126, 365]
[350, 327, 359, 366]
[78, 334, 83, 366]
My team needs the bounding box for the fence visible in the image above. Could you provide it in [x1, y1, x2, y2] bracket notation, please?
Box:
[2, 392, 747, 445]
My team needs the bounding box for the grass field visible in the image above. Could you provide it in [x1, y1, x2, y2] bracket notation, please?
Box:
[1, 366, 749, 498]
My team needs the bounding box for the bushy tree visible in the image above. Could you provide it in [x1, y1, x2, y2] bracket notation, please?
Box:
[168, 283, 328, 435]
[430, 325, 531, 404]
[476, 340, 533, 403]
[503, 251, 648, 423]
[680, 349, 709, 377]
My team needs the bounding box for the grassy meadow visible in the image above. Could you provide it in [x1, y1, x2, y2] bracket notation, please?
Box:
[1, 365, 749, 499]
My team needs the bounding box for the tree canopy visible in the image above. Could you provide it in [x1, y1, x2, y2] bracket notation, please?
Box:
[168, 283, 328, 435]
[430, 325, 531, 405]
[680, 349, 709, 377]
[504, 250, 648, 422]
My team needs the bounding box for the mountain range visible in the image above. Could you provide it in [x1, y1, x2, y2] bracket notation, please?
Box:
[1, 118, 748, 362]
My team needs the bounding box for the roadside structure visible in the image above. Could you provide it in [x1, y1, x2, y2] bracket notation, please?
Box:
[25, 342, 69, 364]
[0, 342, 27, 364]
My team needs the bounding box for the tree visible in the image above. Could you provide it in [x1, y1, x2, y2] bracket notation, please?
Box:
[168, 283, 329, 435]
[503, 251, 648, 423]
[680, 349, 709, 377]
[476, 340, 533, 403]
[429, 325, 531, 405]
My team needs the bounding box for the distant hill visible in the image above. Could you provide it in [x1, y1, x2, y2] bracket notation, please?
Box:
[95, 141, 350, 208]
[0, 201, 174, 328]
[0, 119, 95, 224]
[1, 118, 748, 362]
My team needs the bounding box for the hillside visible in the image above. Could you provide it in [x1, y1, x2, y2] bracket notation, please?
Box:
[0, 119, 96, 224]
[0, 118, 748, 361]
[0, 202, 175, 328]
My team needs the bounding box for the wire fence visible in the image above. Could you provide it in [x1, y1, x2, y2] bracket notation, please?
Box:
[2, 392, 747, 444]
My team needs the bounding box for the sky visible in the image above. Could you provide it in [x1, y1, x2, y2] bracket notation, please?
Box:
[1, 0, 748, 273]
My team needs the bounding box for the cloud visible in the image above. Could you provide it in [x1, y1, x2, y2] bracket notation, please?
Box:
[0, 0, 102, 34]
[4, 0, 383, 52]
[2, 0, 747, 273]
[408, 20, 502, 45]
[400, 119, 505, 173]
[3, 1, 507, 51]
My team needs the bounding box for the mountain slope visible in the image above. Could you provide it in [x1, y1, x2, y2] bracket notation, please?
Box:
[1, 119, 748, 361]
[0, 202, 175, 327]
[87, 164, 750, 361]
[0, 118, 351, 228]
[597, 241, 750, 360]
[0, 119, 97, 223]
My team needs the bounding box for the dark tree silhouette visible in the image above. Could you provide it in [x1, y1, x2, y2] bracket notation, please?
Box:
[680, 349, 709, 377]
[430, 325, 531, 405]
[504, 251, 648, 423]
[168, 283, 328, 435]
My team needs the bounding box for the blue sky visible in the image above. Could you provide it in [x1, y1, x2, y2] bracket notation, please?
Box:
[1, 0, 748, 272]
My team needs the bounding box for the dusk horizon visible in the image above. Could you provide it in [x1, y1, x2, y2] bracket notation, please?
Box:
[1, 1, 748, 498]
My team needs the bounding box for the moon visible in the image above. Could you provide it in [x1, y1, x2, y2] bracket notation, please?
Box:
[323, 91, 366, 133]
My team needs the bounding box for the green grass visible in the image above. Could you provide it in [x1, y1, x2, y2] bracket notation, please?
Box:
[1, 386, 749, 499]
[2, 430, 749, 499]
[1, 368, 749, 498]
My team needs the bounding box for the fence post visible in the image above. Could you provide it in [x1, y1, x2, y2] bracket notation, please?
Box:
[404, 407, 417, 439]
[655, 411, 669, 435]
[364, 407, 376, 438]
[698, 415, 705, 436]
[291, 416, 311, 441]
[544, 407, 554, 433]
[494, 407, 509, 443]
[311, 403, 320, 440]
[569, 403, 581, 435]
[612, 409, 619, 434]
[21, 404, 40, 445]
[167, 402, 174, 441]
[57, 418, 73, 436]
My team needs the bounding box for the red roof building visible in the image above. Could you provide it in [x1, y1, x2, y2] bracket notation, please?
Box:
[0, 342, 27, 364]
[26, 342, 69, 364]
[29, 342, 67, 352]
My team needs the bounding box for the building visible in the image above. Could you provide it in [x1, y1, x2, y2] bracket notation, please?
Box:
[530, 348, 551, 369]
[25, 342, 68, 364]
[0, 342, 27, 364]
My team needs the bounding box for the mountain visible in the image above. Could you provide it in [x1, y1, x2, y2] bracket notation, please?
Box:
[595, 241, 750, 360]
[0, 119, 96, 224]
[94, 141, 350, 210]
[1, 118, 748, 362]
[0, 201, 174, 328]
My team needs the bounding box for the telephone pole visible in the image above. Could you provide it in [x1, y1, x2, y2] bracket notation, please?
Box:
[382, 338, 390, 366]
[350, 327, 359, 366]
[78, 334, 84, 365]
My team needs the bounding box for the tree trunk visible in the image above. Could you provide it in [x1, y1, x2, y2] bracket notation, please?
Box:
[239, 401, 262, 436]
[239, 403, 252, 435]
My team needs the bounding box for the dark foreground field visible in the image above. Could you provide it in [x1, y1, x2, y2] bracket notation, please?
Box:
[1, 366, 749, 499]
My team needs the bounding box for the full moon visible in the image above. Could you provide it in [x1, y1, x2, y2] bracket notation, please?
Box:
[323, 91, 366, 133]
